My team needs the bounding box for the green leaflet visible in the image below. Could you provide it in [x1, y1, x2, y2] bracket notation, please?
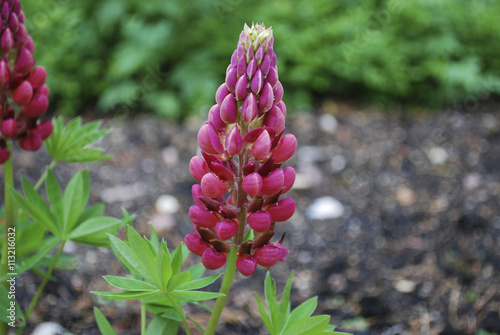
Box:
[45, 117, 111, 163]
[94, 308, 118, 335]
[256, 272, 350, 335]
[146, 315, 180, 335]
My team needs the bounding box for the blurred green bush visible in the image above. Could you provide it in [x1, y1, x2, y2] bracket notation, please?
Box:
[22, 0, 500, 118]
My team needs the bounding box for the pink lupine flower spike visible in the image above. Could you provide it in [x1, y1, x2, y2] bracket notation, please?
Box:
[186, 23, 296, 277]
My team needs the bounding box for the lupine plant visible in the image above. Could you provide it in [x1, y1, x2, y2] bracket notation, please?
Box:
[95, 23, 348, 335]
[0, 1, 128, 334]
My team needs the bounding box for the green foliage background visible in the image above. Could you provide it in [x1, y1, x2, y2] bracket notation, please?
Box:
[21, 0, 500, 119]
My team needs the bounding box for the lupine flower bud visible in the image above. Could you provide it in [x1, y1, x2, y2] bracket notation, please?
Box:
[273, 134, 297, 163]
[202, 248, 227, 270]
[12, 80, 33, 105]
[185, 233, 210, 256]
[220, 92, 237, 124]
[215, 83, 230, 105]
[225, 126, 242, 156]
[266, 198, 296, 222]
[241, 93, 258, 123]
[1, 27, 13, 52]
[188, 23, 295, 274]
[197, 123, 218, 155]
[201, 173, 227, 198]
[189, 205, 219, 228]
[282, 166, 296, 193]
[191, 184, 206, 207]
[0, 145, 9, 164]
[225, 66, 237, 92]
[255, 245, 281, 267]
[236, 255, 258, 276]
[215, 219, 238, 240]
[274, 240, 290, 262]
[208, 104, 226, 132]
[247, 210, 271, 232]
[251, 69, 263, 94]
[211, 161, 234, 182]
[22, 92, 49, 117]
[18, 132, 42, 151]
[208, 122, 224, 153]
[235, 75, 247, 101]
[252, 130, 271, 161]
[261, 168, 284, 195]
[1, 118, 18, 138]
[190, 156, 210, 182]
[261, 54, 271, 76]
[258, 83, 274, 112]
[27, 65, 47, 88]
[34, 120, 53, 140]
[9, 12, 19, 33]
[0, 60, 10, 85]
[242, 172, 263, 196]
[14, 47, 33, 74]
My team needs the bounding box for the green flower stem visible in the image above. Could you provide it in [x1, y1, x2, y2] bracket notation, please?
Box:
[34, 160, 57, 191]
[0, 147, 14, 335]
[165, 292, 191, 335]
[204, 246, 237, 335]
[17, 240, 66, 335]
[141, 302, 146, 335]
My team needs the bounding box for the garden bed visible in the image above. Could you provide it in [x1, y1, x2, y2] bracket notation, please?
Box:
[16, 101, 500, 334]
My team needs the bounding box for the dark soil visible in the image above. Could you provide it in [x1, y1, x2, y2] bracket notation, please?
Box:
[13, 101, 500, 335]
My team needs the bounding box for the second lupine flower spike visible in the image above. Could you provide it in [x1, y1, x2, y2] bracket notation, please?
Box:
[0, 0, 52, 164]
[186, 23, 297, 277]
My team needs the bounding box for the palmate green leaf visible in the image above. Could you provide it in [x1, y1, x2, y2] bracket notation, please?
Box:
[108, 234, 155, 283]
[77, 203, 105, 224]
[287, 297, 318, 325]
[186, 263, 205, 281]
[282, 315, 330, 335]
[172, 290, 224, 301]
[167, 271, 190, 292]
[255, 293, 273, 333]
[277, 272, 293, 330]
[104, 276, 157, 291]
[170, 242, 184, 275]
[149, 225, 160, 252]
[68, 217, 122, 240]
[146, 315, 179, 335]
[13, 236, 60, 278]
[126, 226, 160, 286]
[176, 273, 222, 291]
[16, 220, 47, 254]
[8, 186, 60, 237]
[258, 273, 349, 335]
[93, 290, 161, 300]
[45, 169, 64, 226]
[264, 272, 279, 334]
[146, 305, 179, 320]
[94, 307, 118, 335]
[62, 170, 90, 234]
[157, 251, 172, 291]
[45, 116, 111, 163]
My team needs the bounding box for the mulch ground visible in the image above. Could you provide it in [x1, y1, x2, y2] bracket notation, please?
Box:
[14, 100, 500, 335]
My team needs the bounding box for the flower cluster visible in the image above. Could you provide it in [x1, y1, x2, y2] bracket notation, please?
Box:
[186, 23, 297, 276]
[0, 0, 51, 164]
